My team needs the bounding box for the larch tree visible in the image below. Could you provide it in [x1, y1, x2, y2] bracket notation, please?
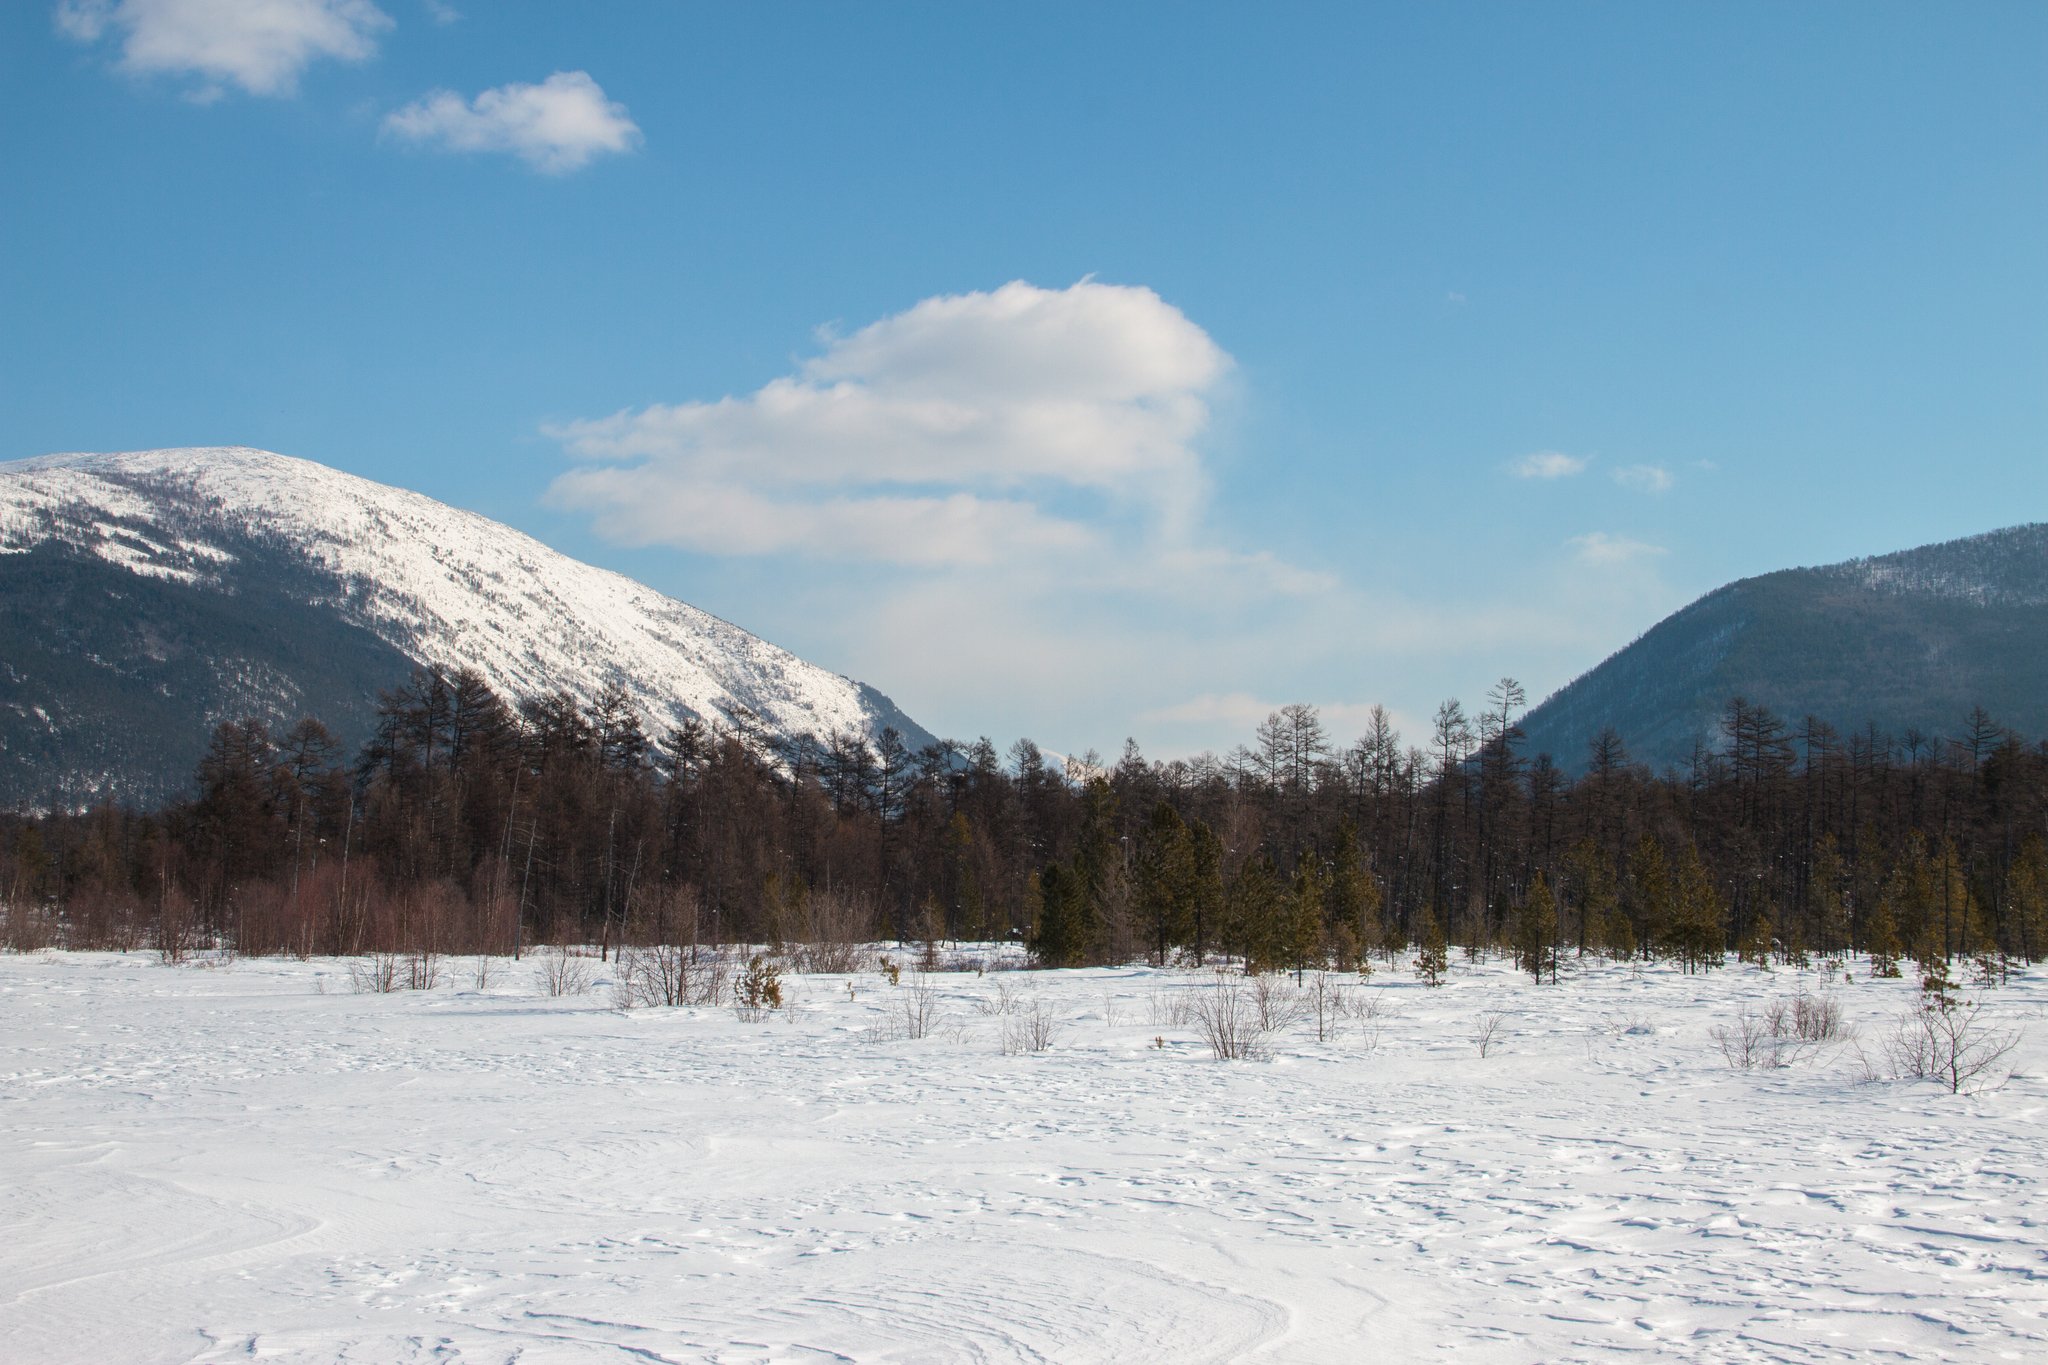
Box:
[1514, 874, 1559, 984]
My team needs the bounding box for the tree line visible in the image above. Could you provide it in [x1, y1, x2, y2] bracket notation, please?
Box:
[3, 667, 2045, 976]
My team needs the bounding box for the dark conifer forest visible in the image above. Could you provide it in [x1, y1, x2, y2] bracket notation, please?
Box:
[4, 667, 2045, 973]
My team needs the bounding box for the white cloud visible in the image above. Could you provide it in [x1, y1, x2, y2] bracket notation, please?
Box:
[1612, 463, 1674, 493]
[1569, 532, 1666, 565]
[548, 282, 1693, 761]
[382, 71, 640, 173]
[1511, 450, 1589, 479]
[548, 280, 1233, 565]
[55, 0, 391, 100]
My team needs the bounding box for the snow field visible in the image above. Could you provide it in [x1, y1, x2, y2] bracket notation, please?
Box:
[3, 950, 2044, 1364]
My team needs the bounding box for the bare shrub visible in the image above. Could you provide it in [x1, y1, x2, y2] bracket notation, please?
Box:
[1715, 991, 1851, 1069]
[2, 900, 57, 953]
[897, 971, 940, 1039]
[66, 884, 146, 952]
[1102, 992, 1124, 1028]
[539, 946, 596, 998]
[1609, 1012, 1658, 1037]
[860, 1014, 904, 1043]
[864, 971, 943, 1042]
[1785, 991, 1850, 1043]
[1002, 998, 1061, 1054]
[1344, 987, 1399, 1051]
[1713, 1004, 1789, 1069]
[614, 943, 729, 1009]
[787, 886, 875, 973]
[1250, 974, 1303, 1032]
[1305, 972, 1344, 1043]
[347, 952, 400, 994]
[614, 944, 671, 1009]
[1192, 975, 1271, 1061]
[1472, 1012, 1507, 1058]
[1147, 985, 1195, 1028]
[791, 940, 874, 974]
[1884, 996, 2022, 1094]
[471, 955, 500, 990]
[977, 977, 1023, 1016]
[405, 950, 441, 990]
[157, 888, 197, 964]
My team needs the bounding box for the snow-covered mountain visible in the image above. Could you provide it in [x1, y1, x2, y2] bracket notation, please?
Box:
[0, 447, 933, 805]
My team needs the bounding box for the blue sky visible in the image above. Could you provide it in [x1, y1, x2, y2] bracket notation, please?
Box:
[6, 2, 2044, 760]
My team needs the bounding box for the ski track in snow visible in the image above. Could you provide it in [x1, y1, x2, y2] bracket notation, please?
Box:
[3, 953, 2044, 1363]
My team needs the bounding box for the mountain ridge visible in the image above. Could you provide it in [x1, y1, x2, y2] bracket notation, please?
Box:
[1520, 522, 2048, 771]
[0, 447, 935, 806]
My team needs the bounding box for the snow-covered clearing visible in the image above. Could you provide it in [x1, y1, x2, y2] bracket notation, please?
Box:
[3, 950, 2044, 1364]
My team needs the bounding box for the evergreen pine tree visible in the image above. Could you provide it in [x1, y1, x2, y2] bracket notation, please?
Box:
[1737, 909, 1774, 969]
[1864, 888, 1904, 977]
[1326, 819, 1383, 956]
[1227, 856, 1285, 972]
[1811, 833, 1849, 956]
[1566, 837, 1619, 958]
[1662, 841, 1726, 973]
[1514, 874, 1559, 983]
[1030, 862, 1089, 967]
[1133, 802, 1194, 965]
[1187, 819, 1224, 966]
[2004, 835, 2047, 964]
[1630, 834, 1671, 954]
[1287, 859, 1328, 980]
[1414, 905, 1450, 986]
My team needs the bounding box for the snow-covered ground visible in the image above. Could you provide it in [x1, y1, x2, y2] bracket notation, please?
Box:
[3, 949, 2043, 1364]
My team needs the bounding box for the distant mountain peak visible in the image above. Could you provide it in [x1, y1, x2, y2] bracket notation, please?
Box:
[1520, 522, 2048, 772]
[0, 447, 932, 805]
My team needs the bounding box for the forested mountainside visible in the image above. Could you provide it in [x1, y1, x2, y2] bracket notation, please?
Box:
[1521, 524, 2048, 772]
[0, 448, 931, 807]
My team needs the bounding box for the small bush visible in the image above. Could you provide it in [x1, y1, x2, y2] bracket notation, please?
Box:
[1884, 995, 2021, 1094]
[1472, 1012, 1507, 1058]
[613, 944, 728, 1009]
[865, 971, 942, 1041]
[1250, 974, 1303, 1031]
[1713, 991, 1852, 1069]
[405, 950, 441, 990]
[790, 940, 873, 974]
[733, 954, 785, 1022]
[1002, 999, 1061, 1054]
[1147, 985, 1195, 1028]
[977, 978, 1023, 1016]
[1192, 975, 1270, 1061]
[539, 946, 595, 998]
[347, 953, 400, 994]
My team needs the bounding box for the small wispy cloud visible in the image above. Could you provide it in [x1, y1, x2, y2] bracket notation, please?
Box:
[1512, 450, 1589, 480]
[420, 0, 458, 22]
[383, 71, 640, 173]
[1613, 463, 1673, 493]
[55, 0, 392, 101]
[1570, 532, 1666, 566]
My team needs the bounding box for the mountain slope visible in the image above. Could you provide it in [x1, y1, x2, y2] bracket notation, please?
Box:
[1520, 524, 2048, 771]
[0, 448, 934, 806]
